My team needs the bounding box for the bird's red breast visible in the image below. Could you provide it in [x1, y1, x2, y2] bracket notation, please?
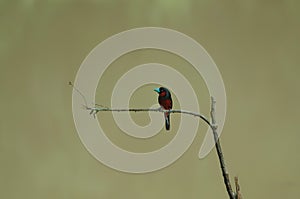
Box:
[159, 98, 172, 110]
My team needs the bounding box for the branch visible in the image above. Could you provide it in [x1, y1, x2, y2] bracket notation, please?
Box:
[86, 100, 242, 198]
[70, 82, 242, 198]
[210, 97, 241, 199]
[86, 106, 212, 128]
[87, 101, 242, 198]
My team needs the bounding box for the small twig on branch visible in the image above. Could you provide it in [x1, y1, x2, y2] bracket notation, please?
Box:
[69, 81, 88, 107]
[235, 177, 242, 199]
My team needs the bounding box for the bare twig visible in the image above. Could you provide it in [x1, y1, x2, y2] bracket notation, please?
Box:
[234, 177, 242, 199]
[87, 99, 242, 198]
[70, 82, 242, 198]
[86, 106, 212, 128]
[85, 100, 242, 199]
[69, 82, 88, 107]
[210, 97, 237, 199]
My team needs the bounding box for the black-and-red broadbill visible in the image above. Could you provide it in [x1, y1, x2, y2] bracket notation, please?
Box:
[154, 87, 173, 131]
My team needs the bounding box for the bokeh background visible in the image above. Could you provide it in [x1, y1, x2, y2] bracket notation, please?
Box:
[1, 0, 300, 198]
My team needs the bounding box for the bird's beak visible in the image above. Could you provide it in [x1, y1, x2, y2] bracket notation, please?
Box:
[154, 88, 160, 93]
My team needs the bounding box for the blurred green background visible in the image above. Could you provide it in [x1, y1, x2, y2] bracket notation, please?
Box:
[1, 0, 300, 198]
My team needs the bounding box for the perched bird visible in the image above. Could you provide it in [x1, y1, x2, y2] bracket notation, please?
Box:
[154, 87, 173, 131]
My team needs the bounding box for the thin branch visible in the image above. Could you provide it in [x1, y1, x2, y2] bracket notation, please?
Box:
[70, 82, 242, 198]
[86, 106, 212, 128]
[69, 81, 88, 107]
[210, 97, 236, 199]
[86, 100, 242, 199]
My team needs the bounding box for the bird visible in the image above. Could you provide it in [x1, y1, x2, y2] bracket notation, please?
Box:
[154, 87, 173, 131]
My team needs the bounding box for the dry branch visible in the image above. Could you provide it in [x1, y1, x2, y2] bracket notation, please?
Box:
[70, 82, 242, 198]
[86, 98, 242, 199]
[87, 106, 211, 127]
[210, 97, 236, 199]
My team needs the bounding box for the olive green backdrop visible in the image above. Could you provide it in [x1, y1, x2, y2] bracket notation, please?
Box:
[1, 1, 299, 198]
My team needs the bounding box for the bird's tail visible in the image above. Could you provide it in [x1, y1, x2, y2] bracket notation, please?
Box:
[164, 112, 170, 131]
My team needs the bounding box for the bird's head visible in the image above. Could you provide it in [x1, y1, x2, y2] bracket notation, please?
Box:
[154, 87, 169, 97]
